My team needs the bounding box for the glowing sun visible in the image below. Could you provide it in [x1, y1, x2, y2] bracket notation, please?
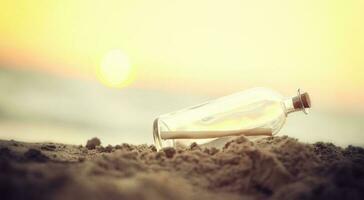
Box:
[96, 49, 133, 88]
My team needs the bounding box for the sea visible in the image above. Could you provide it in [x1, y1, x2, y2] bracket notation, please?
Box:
[0, 68, 363, 147]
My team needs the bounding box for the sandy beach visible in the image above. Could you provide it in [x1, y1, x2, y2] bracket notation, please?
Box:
[1, 135, 363, 200]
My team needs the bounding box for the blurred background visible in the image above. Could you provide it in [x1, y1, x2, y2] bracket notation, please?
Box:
[0, 0, 363, 146]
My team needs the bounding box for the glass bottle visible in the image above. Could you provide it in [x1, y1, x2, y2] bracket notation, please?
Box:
[153, 88, 311, 150]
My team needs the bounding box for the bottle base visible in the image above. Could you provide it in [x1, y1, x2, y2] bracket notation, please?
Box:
[153, 118, 163, 150]
[153, 118, 175, 151]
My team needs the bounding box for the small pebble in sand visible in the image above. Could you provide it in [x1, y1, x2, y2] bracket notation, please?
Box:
[41, 144, 56, 151]
[96, 145, 105, 152]
[190, 142, 201, 150]
[149, 145, 157, 152]
[24, 149, 49, 162]
[163, 147, 176, 158]
[105, 145, 113, 153]
[86, 137, 101, 150]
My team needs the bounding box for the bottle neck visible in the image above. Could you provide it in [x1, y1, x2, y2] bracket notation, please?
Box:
[283, 97, 298, 115]
[283, 91, 311, 115]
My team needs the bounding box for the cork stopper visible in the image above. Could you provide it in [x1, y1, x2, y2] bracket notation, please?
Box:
[292, 92, 311, 110]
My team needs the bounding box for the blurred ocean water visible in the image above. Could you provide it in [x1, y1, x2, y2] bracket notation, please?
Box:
[0, 68, 363, 146]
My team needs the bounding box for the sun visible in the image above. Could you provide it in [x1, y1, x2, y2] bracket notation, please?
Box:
[96, 49, 133, 88]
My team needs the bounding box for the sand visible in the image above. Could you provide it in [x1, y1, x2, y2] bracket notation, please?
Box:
[0, 136, 363, 200]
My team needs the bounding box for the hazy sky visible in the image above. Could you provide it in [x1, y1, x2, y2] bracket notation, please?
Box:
[0, 0, 363, 111]
[0, 1, 364, 146]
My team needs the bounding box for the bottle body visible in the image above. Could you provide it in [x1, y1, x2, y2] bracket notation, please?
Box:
[153, 88, 310, 150]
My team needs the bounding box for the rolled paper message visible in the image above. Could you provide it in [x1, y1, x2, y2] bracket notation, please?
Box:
[160, 128, 272, 139]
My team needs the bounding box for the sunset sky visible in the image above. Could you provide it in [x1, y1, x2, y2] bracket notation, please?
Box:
[0, 1, 364, 146]
[1, 1, 364, 111]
